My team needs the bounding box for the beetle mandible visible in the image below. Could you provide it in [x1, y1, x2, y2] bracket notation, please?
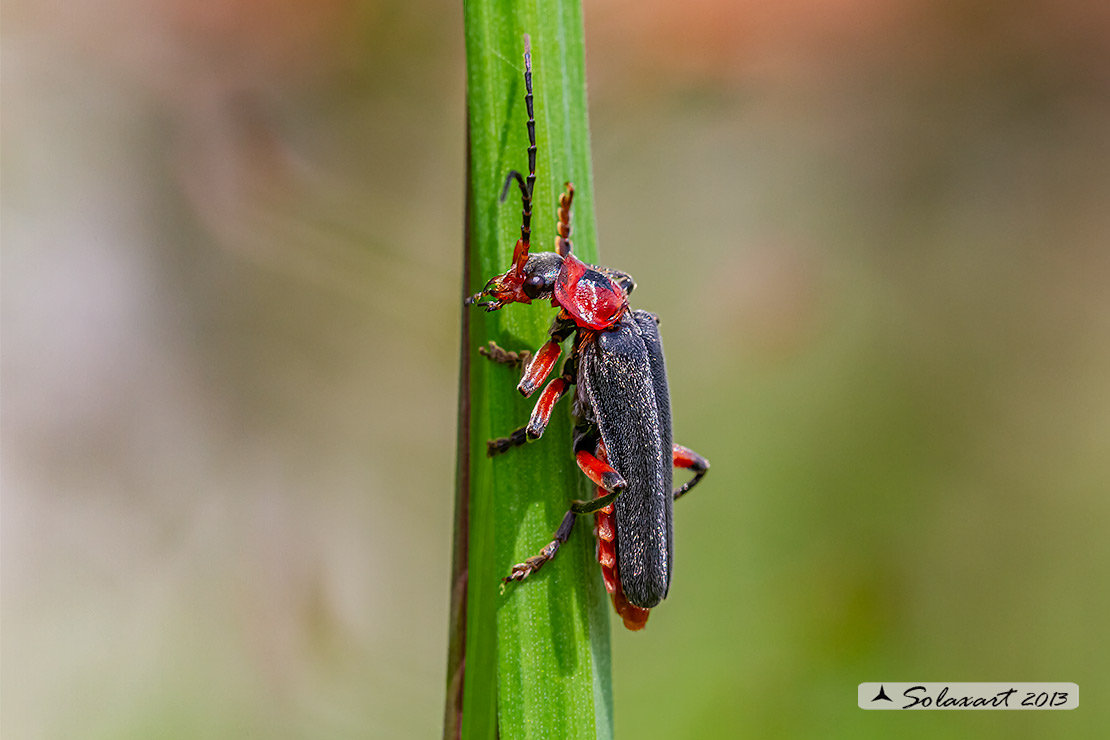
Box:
[465, 34, 709, 630]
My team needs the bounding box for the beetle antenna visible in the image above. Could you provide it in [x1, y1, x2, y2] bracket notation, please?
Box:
[556, 182, 575, 257]
[523, 34, 535, 205]
[501, 170, 528, 203]
[504, 34, 536, 273]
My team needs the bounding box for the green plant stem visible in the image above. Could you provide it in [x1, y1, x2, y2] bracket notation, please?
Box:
[445, 2, 613, 739]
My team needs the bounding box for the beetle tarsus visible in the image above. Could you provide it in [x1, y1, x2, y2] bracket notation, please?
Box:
[488, 426, 530, 457]
[478, 341, 532, 368]
[503, 509, 576, 584]
[504, 546, 556, 582]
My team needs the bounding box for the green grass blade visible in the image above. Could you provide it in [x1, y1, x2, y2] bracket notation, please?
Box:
[451, 1, 614, 739]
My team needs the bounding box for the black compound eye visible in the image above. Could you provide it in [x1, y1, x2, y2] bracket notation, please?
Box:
[522, 273, 548, 299]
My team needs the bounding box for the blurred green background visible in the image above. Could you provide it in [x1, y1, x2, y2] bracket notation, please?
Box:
[3, 0, 1108, 738]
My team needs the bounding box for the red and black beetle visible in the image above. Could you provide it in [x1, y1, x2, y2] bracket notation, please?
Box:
[466, 36, 709, 630]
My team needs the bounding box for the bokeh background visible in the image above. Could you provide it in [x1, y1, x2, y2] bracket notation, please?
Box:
[3, 0, 1109, 738]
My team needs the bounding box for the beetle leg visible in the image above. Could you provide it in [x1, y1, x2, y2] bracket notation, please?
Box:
[478, 341, 532, 368]
[571, 492, 621, 515]
[570, 450, 627, 513]
[487, 427, 529, 457]
[518, 340, 562, 397]
[502, 438, 623, 582]
[489, 364, 576, 456]
[525, 377, 570, 439]
[489, 338, 581, 456]
[513, 310, 578, 396]
[672, 443, 710, 501]
[504, 509, 576, 583]
[503, 432, 625, 584]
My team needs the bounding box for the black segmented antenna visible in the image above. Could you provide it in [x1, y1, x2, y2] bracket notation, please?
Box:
[501, 34, 537, 272]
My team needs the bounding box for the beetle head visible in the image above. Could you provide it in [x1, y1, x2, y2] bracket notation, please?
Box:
[466, 249, 563, 311]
